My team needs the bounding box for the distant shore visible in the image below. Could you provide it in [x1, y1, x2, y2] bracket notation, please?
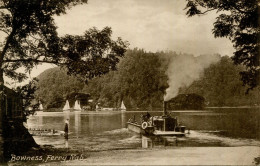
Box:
[206, 106, 260, 109]
[38, 105, 260, 113]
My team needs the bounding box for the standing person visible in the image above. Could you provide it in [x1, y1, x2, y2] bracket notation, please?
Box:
[64, 119, 69, 149]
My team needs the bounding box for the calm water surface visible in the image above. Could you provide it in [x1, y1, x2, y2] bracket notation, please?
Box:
[27, 108, 260, 151]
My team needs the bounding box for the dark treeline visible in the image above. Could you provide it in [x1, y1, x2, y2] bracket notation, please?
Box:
[35, 49, 260, 109]
[179, 56, 260, 107]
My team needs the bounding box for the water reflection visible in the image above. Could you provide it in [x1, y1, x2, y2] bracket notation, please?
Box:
[88, 114, 94, 134]
[121, 112, 126, 128]
[141, 135, 178, 148]
[141, 135, 153, 148]
[38, 116, 43, 128]
[74, 112, 81, 138]
[63, 112, 70, 122]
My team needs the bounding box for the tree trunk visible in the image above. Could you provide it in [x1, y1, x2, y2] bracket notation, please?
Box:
[0, 25, 15, 163]
[0, 68, 4, 163]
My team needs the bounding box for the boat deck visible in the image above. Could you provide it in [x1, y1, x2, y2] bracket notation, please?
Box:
[127, 122, 186, 136]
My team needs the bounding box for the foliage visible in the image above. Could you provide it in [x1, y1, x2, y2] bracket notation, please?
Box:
[0, 0, 128, 84]
[180, 56, 260, 106]
[83, 49, 169, 109]
[0, 0, 128, 115]
[36, 50, 260, 109]
[66, 92, 91, 108]
[185, 0, 259, 91]
[15, 78, 39, 112]
[35, 67, 85, 109]
[85, 52, 260, 108]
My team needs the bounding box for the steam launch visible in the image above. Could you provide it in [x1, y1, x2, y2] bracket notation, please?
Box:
[127, 101, 186, 136]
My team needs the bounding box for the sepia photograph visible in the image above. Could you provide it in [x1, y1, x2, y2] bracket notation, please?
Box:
[0, 0, 259, 165]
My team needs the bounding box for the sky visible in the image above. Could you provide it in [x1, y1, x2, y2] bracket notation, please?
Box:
[4, 0, 234, 87]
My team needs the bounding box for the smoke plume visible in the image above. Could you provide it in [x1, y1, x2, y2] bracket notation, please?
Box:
[164, 53, 220, 101]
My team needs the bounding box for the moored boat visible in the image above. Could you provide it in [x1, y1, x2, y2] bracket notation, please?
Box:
[28, 128, 65, 136]
[39, 103, 44, 111]
[63, 100, 71, 112]
[127, 101, 186, 136]
[74, 100, 82, 112]
[120, 101, 126, 111]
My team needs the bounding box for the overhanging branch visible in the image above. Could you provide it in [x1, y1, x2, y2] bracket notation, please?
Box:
[0, 29, 9, 35]
[198, 8, 216, 15]
[3, 58, 68, 65]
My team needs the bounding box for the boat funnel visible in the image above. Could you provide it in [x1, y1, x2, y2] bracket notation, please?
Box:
[163, 101, 167, 115]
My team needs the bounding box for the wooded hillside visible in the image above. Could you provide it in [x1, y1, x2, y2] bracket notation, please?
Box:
[35, 49, 260, 110]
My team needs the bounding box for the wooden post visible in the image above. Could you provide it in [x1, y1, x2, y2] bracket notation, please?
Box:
[163, 119, 166, 131]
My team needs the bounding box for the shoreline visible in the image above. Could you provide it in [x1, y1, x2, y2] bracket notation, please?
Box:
[36, 106, 260, 114]
[8, 146, 260, 165]
[66, 146, 260, 165]
[206, 106, 260, 109]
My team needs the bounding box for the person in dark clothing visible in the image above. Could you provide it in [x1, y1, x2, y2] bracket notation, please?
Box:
[64, 119, 69, 148]
[146, 112, 151, 119]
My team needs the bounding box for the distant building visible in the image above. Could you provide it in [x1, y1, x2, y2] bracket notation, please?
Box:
[167, 93, 205, 110]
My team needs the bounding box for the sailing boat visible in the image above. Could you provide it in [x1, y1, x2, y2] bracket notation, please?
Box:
[39, 104, 44, 110]
[63, 100, 71, 112]
[120, 101, 126, 111]
[35, 103, 44, 115]
[74, 100, 82, 112]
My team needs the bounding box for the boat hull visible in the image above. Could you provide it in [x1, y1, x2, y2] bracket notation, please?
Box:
[127, 122, 154, 135]
[127, 122, 186, 137]
[127, 122, 142, 134]
[28, 128, 65, 136]
[153, 130, 185, 136]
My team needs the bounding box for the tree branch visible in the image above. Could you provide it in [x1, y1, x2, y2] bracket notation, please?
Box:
[0, 29, 9, 35]
[3, 58, 68, 65]
[198, 8, 216, 15]
[23, 38, 45, 58]
[0, 26, 17, 66]
[232, 5, 252, 14]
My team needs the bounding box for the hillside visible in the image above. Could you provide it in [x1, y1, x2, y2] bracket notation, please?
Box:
[35, 67, 85, 109]
[35, 49, 260, 109]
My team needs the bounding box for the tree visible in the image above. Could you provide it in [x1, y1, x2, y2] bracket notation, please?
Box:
[16, 78, 39, 114]
[0, 1, 127, 109]
[185, 0, 259, 92]
[82, 49, 169, 109]
[0, 0, 127, 161]
[180, 56, 260, 106]
[35, 67, 85, 109]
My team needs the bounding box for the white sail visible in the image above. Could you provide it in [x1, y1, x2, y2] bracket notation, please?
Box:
[39, 104, 44, 110]
[63, 100, 70, 110]
[74, 100, 82, 110]
[120, 101, 126, 111]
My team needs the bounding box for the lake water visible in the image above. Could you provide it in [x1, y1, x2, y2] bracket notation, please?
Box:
[27, 108, 260, 151]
